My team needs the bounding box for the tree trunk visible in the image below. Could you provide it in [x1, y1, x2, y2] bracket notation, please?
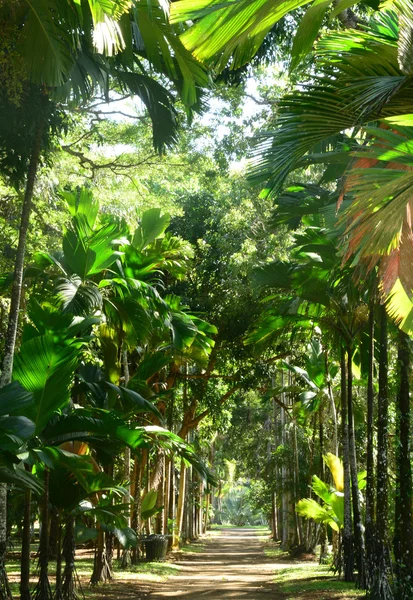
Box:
[325, 350, 338, 455]
[394, 330, 413, 599]
[341, 346, 354, 581]
[174, 461, 186, 548]
[33, 469, 53, 600]
[369, 306, 393, 600]
[54, 513, 63, 600]
[90, 527, 112, 586]
[62, 514, 79, 600]
[347, 347, 366, 588]
[131, 455, 142, 565]
[365, 305, 375, 585]
[0, 484, 12, 600]
[0, 118, 44, 387]
[0, 112, 45, 600]
[20, 487, 32, 600]
[163, 458, 171, 536]
[121, 350, 132, 568]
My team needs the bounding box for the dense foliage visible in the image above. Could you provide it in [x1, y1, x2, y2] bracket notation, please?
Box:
[1, 2, 413, 600]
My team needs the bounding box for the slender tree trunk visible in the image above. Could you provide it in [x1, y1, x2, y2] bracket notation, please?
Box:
[61, 514, 78, 600]
[169, 458, 176, 547]
[394, 330, 413, 599]
[54, 512, 63, 600]
[90, 527, 112, 586]
[131, 455, 142, 564]
[347, 347, 366, 588]
[280, 371, 289, 550]
[325, 350, 338, 455]
[20, 487, 32, 600]
[120, 350, 132, 568]
[341, 346, 354, 581]
[33, 469, 53, 600]
[365, 305, 375, 586]
[369, 306, 393, 599]
[319, 408, 328, 562]
[175, 461, 186, 548]
[163, 458, 171, 536]
[0, 118, 44, 387]
[0, 112, 45, 600]
[204, 490, 210, 534]
[155, 454, 165, 535]
[0, 484, 12, 600]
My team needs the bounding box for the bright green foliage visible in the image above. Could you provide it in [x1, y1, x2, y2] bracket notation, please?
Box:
[296, 454, 366, 532]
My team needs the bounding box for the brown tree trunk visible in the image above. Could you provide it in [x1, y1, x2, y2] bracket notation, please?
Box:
[20, 487, 32, 600]
[61, 514, 79, 600]
[0, 113, 45, 600]
[174, 460, 186, 548]
[394, 330, 413, 598]
[369, 306, 393, 600]
[33, 468, 53, 600]
[341, 346, 354, 581]
[90, 527, 112, 586]
[365, 305, 375, 586]
[347, 347, 366, 588]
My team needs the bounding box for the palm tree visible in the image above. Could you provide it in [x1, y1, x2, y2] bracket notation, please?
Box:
[0, 0, 209, 388]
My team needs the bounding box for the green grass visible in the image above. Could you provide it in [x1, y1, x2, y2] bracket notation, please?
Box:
[179, 541, 206, 553]
[208, 524, 269, 530]
[5, 551, 180, 596]
[264, 544, 290, 559]
[273, 564, 365, 599]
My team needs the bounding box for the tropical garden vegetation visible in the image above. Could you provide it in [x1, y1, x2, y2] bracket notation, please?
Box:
[0, 1, 413, 599]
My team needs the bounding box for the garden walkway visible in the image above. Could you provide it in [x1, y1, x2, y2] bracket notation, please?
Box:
[147, 528, 289, 599]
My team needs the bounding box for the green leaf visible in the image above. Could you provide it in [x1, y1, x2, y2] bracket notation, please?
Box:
[0, 465, 43, 494]
[141, 489, 158, 520]
[13, 335, 80, 435]
[0, 382, 34, 417]
[290, 0, 331, 71]
[171, 0, 314, 72]
[133, 208, 170, 250]
[113, 526, 138, 548]
[296, 498, 340, 531]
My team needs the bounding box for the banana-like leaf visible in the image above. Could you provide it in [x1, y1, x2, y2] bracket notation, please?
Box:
[13, 334, 80, 435]
[324, 453, 344, 492]
[311, 475, 332, 505]
[171, 0, 313, 71]
[133, 208, 170, 250]
[296, 497, 340, 531]
[0, 382, 34, 417]
[113, 526, 138, 549]
[0, 465, 43, 494]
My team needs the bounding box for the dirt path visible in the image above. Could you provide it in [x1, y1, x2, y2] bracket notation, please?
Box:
[146, 528, 290, 599]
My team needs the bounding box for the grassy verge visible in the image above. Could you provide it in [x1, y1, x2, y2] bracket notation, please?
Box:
[179, 541, 206, 553]
[6, 553, 180, 597]
[273, 563, 365, 599]
[208, 524, 269, 530]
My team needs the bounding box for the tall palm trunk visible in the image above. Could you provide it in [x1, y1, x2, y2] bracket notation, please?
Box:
[175, 460, 186, 548]
[369, 306, 393, 599]
[61, 515, 78, 600]
[347, 347, 366, 588]
[394, 330, 413, 599]
[121, 350, 132, 568]
[20, 487, 32, 600]
[33, 468, 53, 600]
[0, 114, 45, 600]
[365, 305, 375, 585]
[0, 117, 44, 387]
[54, 512, 63, 600]
[340, 347, 353, 581]
[0, 484, 12, 600]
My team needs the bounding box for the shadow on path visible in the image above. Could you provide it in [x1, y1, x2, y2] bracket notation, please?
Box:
[146, 528, 289, 599]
